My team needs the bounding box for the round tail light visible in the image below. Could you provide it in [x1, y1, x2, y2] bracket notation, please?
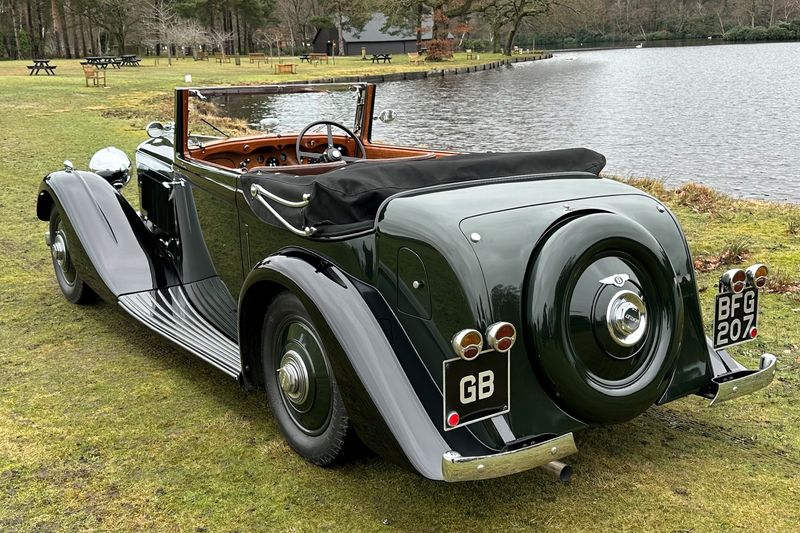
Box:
[486, 322, 517, 352]
[746, 263, 769, 289]
[721, 268, 746, 294]
[451, 329, 483, 360]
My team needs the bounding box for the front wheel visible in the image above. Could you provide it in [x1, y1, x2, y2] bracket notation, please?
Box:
[49, 207, 96, 304]
[261, 291, 353, 465]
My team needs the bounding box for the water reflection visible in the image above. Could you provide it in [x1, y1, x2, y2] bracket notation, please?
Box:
[211, 89, 359, 134]
[372, 42, 799, 203]
[213, 42, 799, 203]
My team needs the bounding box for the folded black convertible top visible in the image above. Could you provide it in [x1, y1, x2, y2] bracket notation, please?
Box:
[241, 148, 606, 234]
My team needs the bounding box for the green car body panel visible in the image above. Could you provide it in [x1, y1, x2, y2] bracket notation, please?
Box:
[35, 83, 777, 481]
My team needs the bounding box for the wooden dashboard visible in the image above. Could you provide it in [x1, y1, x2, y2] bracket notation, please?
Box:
[187, 133, 452, 173]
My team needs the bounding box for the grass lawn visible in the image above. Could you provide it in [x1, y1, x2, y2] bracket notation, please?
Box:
[0, 57, 799, 532]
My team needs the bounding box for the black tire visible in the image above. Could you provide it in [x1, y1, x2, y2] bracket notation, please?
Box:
[49, 207, 97, 305]
[261, 291, 353, 466]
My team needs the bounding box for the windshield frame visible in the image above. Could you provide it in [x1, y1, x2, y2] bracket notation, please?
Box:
[175, 83, 371, 158]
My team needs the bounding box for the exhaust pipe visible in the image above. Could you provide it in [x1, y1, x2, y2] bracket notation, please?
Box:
[541, 460, 572, 482]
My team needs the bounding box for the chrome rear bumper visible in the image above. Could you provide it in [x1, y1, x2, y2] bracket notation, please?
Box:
[709, 353, 777, 406]
[441, 433, 577, 482]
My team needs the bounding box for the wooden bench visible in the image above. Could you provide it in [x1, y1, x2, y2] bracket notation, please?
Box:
[274, 63, 296, 74]
[82, 64, 106, 87]
[408, 52, 424, 65]
[194, 51, 209, 61]
[214, 53, 231, 63]
[309, 53, 329, 65]
[249, 53, 267, 63]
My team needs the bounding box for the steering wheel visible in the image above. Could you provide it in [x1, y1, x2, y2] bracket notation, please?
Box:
[295, 120, 367, 164]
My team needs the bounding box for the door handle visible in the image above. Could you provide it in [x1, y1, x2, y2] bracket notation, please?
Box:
[161, 179, 186, 189]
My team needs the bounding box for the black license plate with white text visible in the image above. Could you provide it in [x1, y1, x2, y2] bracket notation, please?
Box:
[442, 351, 509, 431]
[713, 287, 759, 349]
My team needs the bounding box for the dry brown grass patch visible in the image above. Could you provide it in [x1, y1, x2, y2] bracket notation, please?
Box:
[673, 182, 730, 214]
[765, 268, 800, 294]
[693, 237, 751, 273]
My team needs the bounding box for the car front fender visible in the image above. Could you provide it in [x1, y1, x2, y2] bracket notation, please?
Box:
[37, 170, 177, 301]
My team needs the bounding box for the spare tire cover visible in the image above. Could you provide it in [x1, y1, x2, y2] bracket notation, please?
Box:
[526, 212, 683, 424]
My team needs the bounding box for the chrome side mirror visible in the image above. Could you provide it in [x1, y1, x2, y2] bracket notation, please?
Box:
[377, 109, 397, 123]
[89, 147, 131, 189]
[146, 121, 164, 138]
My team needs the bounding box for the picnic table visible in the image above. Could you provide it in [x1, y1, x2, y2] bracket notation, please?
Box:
[371, 53, 392, 64]
[299, 54, 311, 63]
[118, 54, 141, 66]
[85, 57, 121, 69]
[27, 59, 57, 76]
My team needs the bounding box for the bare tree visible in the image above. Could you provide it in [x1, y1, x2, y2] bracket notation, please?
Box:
[208, 27, 235, 55]
[173, 18, 210, 57]
[143, 0, 179, 65]
[253, 26, 285, 57]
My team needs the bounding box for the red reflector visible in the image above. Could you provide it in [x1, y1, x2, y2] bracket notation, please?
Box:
[462, 346, 480, 360]
[447, 411, 460, 427]
[750, 327, 758, 338]
[496, 337, 513, 351]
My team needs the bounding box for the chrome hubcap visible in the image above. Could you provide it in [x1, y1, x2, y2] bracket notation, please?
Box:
[51, 233, 67, 267]
[606, 290, 648, 347]
[277, 350, 309, 405]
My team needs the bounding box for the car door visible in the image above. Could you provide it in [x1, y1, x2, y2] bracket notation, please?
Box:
[174, 157, 244, 300]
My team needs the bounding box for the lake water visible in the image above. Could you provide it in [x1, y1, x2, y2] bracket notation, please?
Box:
[370, 41, 800, 203]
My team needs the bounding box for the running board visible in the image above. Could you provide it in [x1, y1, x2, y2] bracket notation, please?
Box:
[119, 286, 241, 378]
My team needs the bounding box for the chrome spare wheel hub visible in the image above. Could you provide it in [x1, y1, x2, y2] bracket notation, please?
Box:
[51, 232, 67, 268]
[606, 290, 648, 347]
[277, 350, 310, 405]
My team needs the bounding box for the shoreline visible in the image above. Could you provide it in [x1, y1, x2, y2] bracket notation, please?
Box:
[552, 38, 800, 52]
[292, 53, 553, 85]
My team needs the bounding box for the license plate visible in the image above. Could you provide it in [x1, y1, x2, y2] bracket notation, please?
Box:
[713, 287, 759, 349]
[442, 351, 509, 431]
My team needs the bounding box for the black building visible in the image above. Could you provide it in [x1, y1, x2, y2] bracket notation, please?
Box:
[313, 13, 433, 56]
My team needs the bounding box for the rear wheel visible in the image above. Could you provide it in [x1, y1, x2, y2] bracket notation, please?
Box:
[49, 207, 96, 304]
[261, 291, 352, 465]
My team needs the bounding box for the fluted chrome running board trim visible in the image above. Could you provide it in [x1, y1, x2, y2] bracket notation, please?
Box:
[118, 285, 241, 378]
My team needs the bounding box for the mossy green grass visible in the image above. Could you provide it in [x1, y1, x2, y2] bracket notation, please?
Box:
[0, 59, 798, 532]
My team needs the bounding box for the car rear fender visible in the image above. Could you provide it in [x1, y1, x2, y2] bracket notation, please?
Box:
[238, 252, 450, 480]
[37, 170, 177, 301]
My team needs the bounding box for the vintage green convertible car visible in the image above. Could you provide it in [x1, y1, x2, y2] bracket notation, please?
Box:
[36, 83, 776, 481]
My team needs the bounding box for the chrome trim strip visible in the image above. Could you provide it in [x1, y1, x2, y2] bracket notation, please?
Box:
[442, 433, 577, 482]
[249, 185, 316, 237]
[709, 353, 777, 406]
[250, 183, 311, 208]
